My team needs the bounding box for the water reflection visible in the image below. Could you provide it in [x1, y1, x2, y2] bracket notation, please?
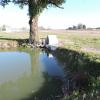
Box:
[0, 48, 65, 100]
[0, 52, 31, 83]
[0, 48, 99, 100]
[0, 49, 44, 100]
[39, 51, 64, 78]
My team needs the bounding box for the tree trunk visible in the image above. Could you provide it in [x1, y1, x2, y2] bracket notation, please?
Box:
[29, 16, 39, 45]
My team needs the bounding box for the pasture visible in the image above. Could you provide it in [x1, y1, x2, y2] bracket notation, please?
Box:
[39, 30, 100, 53]
[0, 30, 100, 54]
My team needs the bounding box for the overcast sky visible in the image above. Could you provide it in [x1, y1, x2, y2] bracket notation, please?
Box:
[0, 0, 100, 29]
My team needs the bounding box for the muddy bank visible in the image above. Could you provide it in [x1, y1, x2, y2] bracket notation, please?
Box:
[0, 39, 29, 49]
[0, 40, 18, 49]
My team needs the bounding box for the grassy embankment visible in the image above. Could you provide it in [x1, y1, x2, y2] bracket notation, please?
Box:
[0, 30, 100, 57]
[0, 32, 29, 48]
[39, 30, 100, 58]
[0, 30, 100, 50]
[39, 30, 100, 52]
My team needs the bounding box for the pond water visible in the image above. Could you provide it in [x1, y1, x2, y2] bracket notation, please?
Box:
[0, 48, 64, 100]
[0, 48, 99, 100]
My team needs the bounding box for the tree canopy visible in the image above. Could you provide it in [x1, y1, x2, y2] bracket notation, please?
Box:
[0, 0, 65, 17]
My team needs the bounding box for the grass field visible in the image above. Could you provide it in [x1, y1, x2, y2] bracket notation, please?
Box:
[39, 30, 100, 54]
[0, 32, 29, 40]
[0, 30, 100, 54]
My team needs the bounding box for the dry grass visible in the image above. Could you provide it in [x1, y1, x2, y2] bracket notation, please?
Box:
[0, 32, 29, 40]
[0, 30, 100, 53]
[39, 29, 100, 53]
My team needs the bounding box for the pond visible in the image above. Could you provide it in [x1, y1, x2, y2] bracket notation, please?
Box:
[0, 48, 64, 100]
[0, 48, 100, 100]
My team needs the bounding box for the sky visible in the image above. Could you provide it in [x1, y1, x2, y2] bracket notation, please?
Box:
[0, 0, 100, 29]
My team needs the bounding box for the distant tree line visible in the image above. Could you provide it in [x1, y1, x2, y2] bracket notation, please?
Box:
[0, 25, 6, 31]
[95, 27, 100, 29]
[68, 23, 86, 30]
[0, 25, 29, 32]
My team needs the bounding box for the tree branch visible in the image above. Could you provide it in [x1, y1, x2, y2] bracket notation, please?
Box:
[48, 1, 64, 9]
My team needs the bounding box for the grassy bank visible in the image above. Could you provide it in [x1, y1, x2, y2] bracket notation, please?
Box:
[39, 30, 100, 53]
[52, 47, 100, 100]
[0, 30, 100, 52]
[39, 30, 100, 61]
[0, 32, 29, 48]
[0, 30, 100, 57]
[0, 30, 100, 53]
[0, 32, 29, 40]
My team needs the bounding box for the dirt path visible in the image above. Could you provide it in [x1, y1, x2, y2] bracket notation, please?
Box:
[81, 47, 100, 53]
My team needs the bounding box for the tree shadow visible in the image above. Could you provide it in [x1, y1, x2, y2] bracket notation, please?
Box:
[52, 47, 100, 99]
[21, 73, 63, 100]
[53, 47, 100, 76]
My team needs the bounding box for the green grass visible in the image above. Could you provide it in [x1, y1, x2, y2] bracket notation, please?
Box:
[0, 30, 100, 53]
[0, 32, 29, 40]
[39, 30, 100, 53]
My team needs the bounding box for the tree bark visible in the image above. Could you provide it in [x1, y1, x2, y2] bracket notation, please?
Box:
[29, 16, 39, 45]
